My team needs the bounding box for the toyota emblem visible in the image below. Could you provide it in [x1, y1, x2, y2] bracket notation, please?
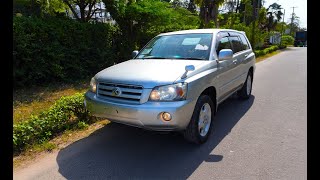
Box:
[112, 87, 122, 96]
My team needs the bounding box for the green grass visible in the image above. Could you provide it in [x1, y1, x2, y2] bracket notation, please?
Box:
[13, 80, 89, 124]
[33, 141, 57, 152]
[256, 50, 281, 63]
[13, 120, 110, 169]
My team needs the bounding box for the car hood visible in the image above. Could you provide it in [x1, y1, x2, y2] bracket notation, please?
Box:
[95, 59, 210, 88]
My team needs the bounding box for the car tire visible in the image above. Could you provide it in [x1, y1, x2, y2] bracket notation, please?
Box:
[183, 95, 214, 144]
[238, 71, 253, 100]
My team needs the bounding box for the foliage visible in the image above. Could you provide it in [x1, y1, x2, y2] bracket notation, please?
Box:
[104, 0, 200, 61]
[265, 3, 283, 32]
[38, 0, 68, 16]
[14, 0, 41, 16]
[195, 0, 225, 28]
[62, 0, 103, 22]
[254, 45, 279, 57]
[13, 16, 116, 88]
[13, 93, 91, 153]
[14, 0, 67, 17]
[281, 35, 294, 46]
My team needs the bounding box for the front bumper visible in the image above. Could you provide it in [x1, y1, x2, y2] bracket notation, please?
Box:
[84, 91, 196, 131]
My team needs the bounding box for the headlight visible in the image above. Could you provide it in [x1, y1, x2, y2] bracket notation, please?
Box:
[90, 77, 97, 93]
[149, 83, 187, 101]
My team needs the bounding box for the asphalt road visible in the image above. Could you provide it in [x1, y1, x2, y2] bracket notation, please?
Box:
[14, 47, 307, 180]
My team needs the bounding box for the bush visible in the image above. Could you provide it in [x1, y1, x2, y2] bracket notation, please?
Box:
[254, 45, 278, 57]
[278, 44, 287, 49]
[13, 93, 91, 153]
[254, 50, 263, 57]
[262, 48, 269, 54]
[281, 35, 294, 46]
[13, 16, 117, 88]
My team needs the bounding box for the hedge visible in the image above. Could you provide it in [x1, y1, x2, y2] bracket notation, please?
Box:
[13, 93, 91, 153]
[254, 45, 279, 58]
[13, 16, 117, 88]
[281, 35, 294, 46]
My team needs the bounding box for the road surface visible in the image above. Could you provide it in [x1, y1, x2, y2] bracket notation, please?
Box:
[14, 47, 307, 180]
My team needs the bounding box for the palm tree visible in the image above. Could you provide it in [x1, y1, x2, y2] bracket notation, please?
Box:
[196, 0, 225, 28]
[266, 3, 283, 32]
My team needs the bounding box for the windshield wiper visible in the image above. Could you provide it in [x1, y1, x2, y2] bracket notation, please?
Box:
[173, 57, 206, 60]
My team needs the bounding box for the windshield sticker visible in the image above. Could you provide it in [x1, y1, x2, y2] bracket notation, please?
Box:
[182, 38, 201, 45]
[195, 44, 209, 50]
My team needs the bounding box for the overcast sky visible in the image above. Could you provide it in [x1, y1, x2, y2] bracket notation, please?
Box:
[264, 0, 307, 29]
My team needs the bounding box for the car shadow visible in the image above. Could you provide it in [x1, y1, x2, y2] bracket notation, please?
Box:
[57, 95, 255, 179]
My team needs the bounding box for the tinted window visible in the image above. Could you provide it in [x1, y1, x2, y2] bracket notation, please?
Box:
[228, 36, 243, 53]
[216, 37, 232, 55]
[239, 34, 250, 50]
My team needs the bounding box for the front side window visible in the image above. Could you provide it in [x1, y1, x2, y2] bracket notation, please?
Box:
[135, 33, 213, 60]
[228, 36, 243, 53]
[216, 36, 232, 55]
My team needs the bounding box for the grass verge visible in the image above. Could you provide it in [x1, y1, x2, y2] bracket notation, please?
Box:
[13, 119, 110, 170]
[13, 81, 88, 124]
[256, 50, 281, 63]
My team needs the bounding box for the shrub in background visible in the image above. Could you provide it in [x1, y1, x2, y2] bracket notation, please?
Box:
[281, 35, 294, 46]
[254, 45, 279, 57]
[13, 16, 116, 88]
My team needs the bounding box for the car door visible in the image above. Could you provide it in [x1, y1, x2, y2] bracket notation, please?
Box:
[236, 33, 254, 84]
[228, 34, 247, 88]
[215, 32, 239, 102]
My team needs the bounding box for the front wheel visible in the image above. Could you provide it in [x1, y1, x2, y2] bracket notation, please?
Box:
[238, 71, 253, 99]
[183, 95, 214, 144]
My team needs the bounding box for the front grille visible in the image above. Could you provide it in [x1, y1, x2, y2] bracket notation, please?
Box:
[97, 82, 143, 104]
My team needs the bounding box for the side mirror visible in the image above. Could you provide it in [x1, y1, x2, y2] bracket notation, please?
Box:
[181, 65, 195, 79]
[185, 65, 195, 71]
[132, 50, 139, 58]
[218, 49, 233, 61]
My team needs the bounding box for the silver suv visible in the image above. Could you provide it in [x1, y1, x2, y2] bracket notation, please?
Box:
[85, 29, 255, 144]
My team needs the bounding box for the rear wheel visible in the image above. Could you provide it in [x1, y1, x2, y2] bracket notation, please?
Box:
[183, 95, 214, 144]
[238, 71, 253, 99]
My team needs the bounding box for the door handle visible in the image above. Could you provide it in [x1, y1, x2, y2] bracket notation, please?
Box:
[233, 59, 237, 64]
[244, 54, 249, 57]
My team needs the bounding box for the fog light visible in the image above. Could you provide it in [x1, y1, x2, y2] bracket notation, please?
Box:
[162, 112, 172, 121]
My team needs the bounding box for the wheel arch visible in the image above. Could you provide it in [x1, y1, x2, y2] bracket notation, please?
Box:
[200, 86, 217, 114]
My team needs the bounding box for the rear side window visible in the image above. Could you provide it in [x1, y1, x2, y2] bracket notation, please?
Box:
[239, 34, 250, 50]
[228, 36, 243, 53]
[216, 37, 232, 55]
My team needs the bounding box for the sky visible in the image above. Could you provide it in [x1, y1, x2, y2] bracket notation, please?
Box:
[264, 0, 307, 29]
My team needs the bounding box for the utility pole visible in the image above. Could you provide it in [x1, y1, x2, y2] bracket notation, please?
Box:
[290, 6, 297, 36]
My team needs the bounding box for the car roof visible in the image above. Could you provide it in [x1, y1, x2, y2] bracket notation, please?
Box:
[159, 29, 245, 36]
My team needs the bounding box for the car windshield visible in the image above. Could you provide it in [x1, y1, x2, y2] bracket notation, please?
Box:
[135, 33, 213, 60]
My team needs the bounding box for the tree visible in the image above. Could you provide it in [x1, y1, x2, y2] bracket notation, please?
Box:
[171, 0, 188, 8]
[187, 0, 197, 13]
[265, 3, 283, 32]
[103, 0, 199, 61]
[289, 13, 300, 36]
[195, 0, 225, 28]
[37, 0, 67, 16]
[62, 0, 102, 22]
